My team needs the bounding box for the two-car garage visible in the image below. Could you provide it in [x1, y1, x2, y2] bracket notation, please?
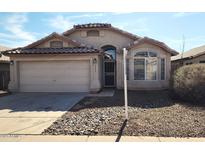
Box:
[19, 60, 90, 92]
[5, 47, 101, 93]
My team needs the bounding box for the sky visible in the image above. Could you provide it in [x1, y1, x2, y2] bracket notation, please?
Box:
[0, 12, 205, 52]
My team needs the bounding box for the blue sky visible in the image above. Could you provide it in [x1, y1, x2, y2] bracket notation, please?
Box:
[0, 12, 205, 52]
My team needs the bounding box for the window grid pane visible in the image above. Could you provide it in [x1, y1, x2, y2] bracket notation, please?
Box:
[146, 58, 157, 80]
[135, 51, 157, 57]
[149, 52, 157, 57]
[134, 59, 145, 80]
[135, 51, 148, 57]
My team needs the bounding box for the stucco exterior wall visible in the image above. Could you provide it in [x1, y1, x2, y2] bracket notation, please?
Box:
[98, 55, 103, 87]
[67, 29, 134, 49]
[67, 29, 135, 89]
[8, 54, 102, 92]
[123, 43, 171, 90]
[36, 38, 76, 48]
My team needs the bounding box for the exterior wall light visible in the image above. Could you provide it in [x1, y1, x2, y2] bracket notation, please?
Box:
[93, 58, 97, 64]
[10, 60, 14, 65]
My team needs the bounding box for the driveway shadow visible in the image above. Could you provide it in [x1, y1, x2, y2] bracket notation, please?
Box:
[71, 90, 175, 111]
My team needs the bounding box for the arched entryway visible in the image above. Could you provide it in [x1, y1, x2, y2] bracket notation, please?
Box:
[101, 45, 116, 87]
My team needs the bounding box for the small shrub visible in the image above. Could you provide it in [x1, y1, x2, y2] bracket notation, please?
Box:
[172, 64, 205, 104]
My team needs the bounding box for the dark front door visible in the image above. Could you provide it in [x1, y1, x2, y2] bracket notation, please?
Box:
[104, 61, 115, 87]
[102, 45, 116, 87]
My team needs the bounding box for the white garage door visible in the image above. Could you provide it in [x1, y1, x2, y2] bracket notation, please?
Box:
[19, 61, 90, 92]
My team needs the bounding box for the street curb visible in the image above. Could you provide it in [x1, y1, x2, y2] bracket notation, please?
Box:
[0, 135, 205, 142]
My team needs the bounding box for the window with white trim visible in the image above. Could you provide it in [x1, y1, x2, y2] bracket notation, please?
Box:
[134, 51, 157, 80]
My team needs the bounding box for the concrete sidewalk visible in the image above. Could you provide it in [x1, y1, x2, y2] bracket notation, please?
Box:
[0, 135, 204, 142]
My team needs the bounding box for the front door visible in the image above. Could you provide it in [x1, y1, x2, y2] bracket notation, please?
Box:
[102, 45, 116, 87]
[104, 61, 115, 87]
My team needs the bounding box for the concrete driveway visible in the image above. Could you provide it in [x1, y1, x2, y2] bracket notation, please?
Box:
[0, 93, 86, 134]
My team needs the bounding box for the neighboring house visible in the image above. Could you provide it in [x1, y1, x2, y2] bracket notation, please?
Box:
[0, 45, 10, 90]
[171, 45, 205, 71]
[3, 23, 178, 92]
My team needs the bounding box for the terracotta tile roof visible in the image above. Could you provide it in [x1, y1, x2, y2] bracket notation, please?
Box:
[128, 37, 178, 56]
[3, 47, 99, 55]
[171, 44, 205, 61]
[24, 32, 82, 49]
[63, 23, 140, 40]
[74, 23, 111, 29]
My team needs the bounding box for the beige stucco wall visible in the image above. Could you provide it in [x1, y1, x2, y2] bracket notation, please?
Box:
[36, 38, 76, 48]
[67, 29, 134, 49]
[125, 43, 171, 90]
[67, 29, 135, 89]
[8, 54, 102, 92]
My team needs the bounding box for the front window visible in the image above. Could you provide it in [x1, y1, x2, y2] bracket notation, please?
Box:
[134, 51, 158, 80]
[134, 59, 145, 80]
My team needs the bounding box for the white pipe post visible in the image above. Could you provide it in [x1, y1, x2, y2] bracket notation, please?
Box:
[123, 48, 128, 120]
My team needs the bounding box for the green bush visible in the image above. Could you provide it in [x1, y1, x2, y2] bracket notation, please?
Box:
[172, 64, 205, 104]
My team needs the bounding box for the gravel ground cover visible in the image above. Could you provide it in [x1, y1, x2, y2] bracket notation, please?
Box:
[42, 90, 205, 137]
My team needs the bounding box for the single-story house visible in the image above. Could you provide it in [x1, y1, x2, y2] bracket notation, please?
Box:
[3, 23, 178, 93]
[0, 45, 10, 90]
[171, 45, 205, 71]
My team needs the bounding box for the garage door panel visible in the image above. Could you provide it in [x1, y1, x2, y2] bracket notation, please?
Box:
[20, 84, 89, 92]
[19, 61, 90, 92]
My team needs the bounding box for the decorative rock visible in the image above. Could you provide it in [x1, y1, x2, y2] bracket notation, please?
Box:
[42, 93, 205, 137]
